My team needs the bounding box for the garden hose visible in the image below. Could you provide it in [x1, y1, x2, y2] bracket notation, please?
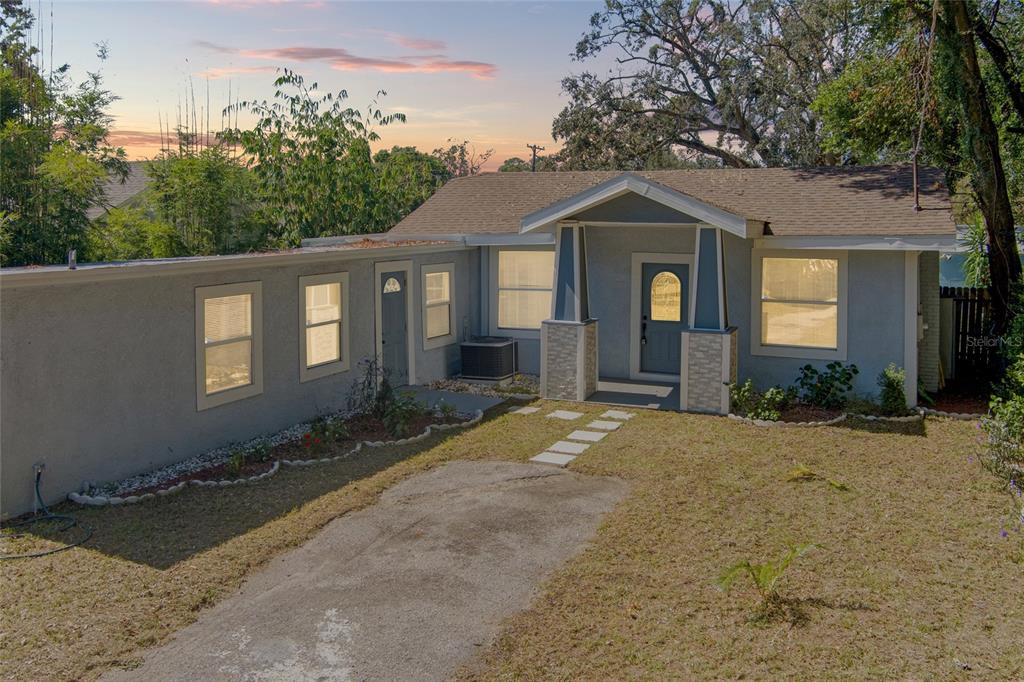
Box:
[0, 469, 93, 560]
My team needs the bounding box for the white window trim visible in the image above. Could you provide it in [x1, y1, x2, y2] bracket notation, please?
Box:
[750, 248, 848, 361]
[488, 245, 556, 339]
[195, 281, 263, 411]
[298, 272, 351, 382]
[421, 262, 457, 351]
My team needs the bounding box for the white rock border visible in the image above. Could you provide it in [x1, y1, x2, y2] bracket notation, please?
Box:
[727, 412, 848, 428]
[917, 406, 985, 421]
[67, 410, 484, 508]
[851, 413, 924, 423]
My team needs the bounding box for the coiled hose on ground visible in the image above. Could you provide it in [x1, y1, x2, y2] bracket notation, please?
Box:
[0, 469, 93, 560]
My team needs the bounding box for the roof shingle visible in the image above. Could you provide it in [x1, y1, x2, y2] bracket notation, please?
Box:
[388, 165, 954, 238]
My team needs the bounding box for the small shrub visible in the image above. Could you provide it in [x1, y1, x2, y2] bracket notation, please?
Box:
[226, 448, 247, 477]
[794, 362, 859, 409]
[348, 357, 397, 420]
[437, 402, 458, 420]
[383, 391, 428, 438]
[729, 380, 794, 421]
[877, 364, 908, 415]
[717, 543, 817, 620]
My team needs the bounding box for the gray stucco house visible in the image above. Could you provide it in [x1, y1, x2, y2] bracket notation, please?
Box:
[0, 165, 955, 517]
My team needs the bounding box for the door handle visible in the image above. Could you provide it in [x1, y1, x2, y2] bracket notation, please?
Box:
[641, 315, 648, 346]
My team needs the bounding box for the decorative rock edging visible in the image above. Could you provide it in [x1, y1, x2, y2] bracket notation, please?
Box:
[917, 406, 986, 421]
[851, 413, 924, 423]
[727, 412, 848, 428]
[67, 410, 484, 508]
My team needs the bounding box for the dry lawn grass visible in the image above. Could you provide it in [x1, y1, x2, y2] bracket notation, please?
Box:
[2, 402, 1021, 680]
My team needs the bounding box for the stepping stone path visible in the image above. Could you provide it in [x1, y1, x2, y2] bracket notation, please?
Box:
[510, 406, 541, 415]
[528, 408, 636, 468]
[546, 410, 585, 421]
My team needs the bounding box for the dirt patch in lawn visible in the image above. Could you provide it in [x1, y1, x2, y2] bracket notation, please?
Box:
[777, 404, 844, 423]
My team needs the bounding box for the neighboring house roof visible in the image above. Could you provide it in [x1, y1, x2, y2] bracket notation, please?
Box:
[388, 165, 954, 238]
[86, 161, 151, 220]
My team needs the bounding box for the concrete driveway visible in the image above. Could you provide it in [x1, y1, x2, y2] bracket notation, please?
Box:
[103, 460, 627, 681]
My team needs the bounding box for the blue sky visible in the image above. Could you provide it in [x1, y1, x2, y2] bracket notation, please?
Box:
[48, 0, 607, 166]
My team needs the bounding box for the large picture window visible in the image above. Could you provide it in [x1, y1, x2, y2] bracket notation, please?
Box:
[496, 250, 554, 330]
[421, 263, 456, 350]
[195, 281, 263, 410]
[299, 272, 350, 382]
[752, 251, 847, 360]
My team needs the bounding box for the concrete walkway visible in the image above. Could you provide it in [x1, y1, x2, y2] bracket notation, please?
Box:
[103, 461, 627, 682]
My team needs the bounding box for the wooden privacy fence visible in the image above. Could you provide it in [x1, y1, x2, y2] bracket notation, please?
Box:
[940, 286, 1000, 378]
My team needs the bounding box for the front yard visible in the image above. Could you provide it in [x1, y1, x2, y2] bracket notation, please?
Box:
[2, 402, 1021, 680]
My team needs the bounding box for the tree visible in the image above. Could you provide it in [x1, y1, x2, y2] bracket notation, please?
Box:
[498, 155, 558, 172]
[372, 146, 447, 227]
[553, 0, 871, 169]
[430, 138, 493, 177]
[0, 0, 127, 266]
[814, 0, 1022, 331]
[145, 145, 264, 255]
[87, 207, 183, 261]
[222, 70, 406, 244]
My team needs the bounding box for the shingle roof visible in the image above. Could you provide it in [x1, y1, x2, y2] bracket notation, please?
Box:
[87, 161, 151, 220]
[388, 165, 954, 238]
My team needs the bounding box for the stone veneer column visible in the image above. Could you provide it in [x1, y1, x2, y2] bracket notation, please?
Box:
[680, 327, 737, 414]
[540, 319, 599, 401]
[918, 252, 941, 392]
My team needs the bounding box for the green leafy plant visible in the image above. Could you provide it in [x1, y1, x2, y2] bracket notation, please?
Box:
[729, 380, 794, 421]
[877, 364, 908, 415]
[226, 448, 247, 477]
[383, 391, 427, 438]
[787, 463, 851, 492]
[348, 357, 396, 421]
[717, 543, 818, 618]
[437, 402, 458, 420]
[795, 362, 859, 410]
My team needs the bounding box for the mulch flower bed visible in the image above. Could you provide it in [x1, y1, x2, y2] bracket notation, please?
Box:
[116, 411, 467, 497]
[930, 392, 989, 415]
[126, 459, 277, 497]
[776, 404, 844, 423]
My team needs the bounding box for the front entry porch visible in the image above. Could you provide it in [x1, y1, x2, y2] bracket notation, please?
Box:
[586, 379, 679, 411]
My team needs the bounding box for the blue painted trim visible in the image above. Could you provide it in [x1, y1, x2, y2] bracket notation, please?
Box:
[694, 227, 721, 329]
[554, 226, 577, 321]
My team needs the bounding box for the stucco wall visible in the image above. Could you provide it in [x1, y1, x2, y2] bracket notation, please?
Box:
[584, 225, 698, 378]
[0, 247, 475, 518]
[722, 233, 907, 396]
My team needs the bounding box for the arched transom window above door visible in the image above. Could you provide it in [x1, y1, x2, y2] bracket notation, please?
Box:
[383, 277, 402, 294]
[650, 271, 682, 321]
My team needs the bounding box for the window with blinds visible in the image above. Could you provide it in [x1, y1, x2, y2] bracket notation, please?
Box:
[422, 263, 456, 350]
[196, 282, 263, 410]
[299, 272, 350, 382]
[497, 250, 554, 330]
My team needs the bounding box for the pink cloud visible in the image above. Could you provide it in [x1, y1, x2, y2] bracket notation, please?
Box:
[195, 65, 276, 79]
[197, 41, 496, 79]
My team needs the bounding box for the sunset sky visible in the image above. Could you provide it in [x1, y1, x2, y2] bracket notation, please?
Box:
[48, 0, 610, 167]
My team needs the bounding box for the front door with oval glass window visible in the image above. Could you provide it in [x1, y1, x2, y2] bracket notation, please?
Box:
[640, 262, 689, 374]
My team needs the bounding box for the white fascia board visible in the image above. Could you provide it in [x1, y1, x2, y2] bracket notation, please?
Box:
[0, 243, 472, 288]
[464, 233, 555, 246]
[754, 235, 958, 251]
[519, 173, 749, 238]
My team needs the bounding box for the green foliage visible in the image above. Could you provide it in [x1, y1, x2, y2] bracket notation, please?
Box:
[226, 447, 247, 477]
[430, 138, 493, 177]
[795, 362, 859, 409]
[0, 2, 127, 266]
[382, 391, 428, 439]
[437, 402, 458, 420]
[87, 207, 183, 261]
[498, 155, 558, 172]
[876, 364, 908, 415]
[961, 216, 991, 288]
[717, 543, 817, 617]
[729, 379, 794, 421]
[222, 71, 410, 245]
[145, 146, 264, 255]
